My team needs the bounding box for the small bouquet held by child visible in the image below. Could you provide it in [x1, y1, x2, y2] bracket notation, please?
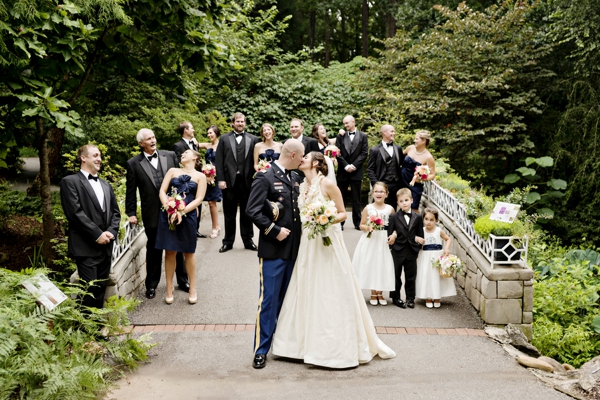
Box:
[432, 254, 463, 278]
[162, 187, 186, 230]
[410, 165, 430, 186]
[254, 159, 271, 177]
[366, 214, 385, 238]
[201, 162, 216, 186]
[300, 199, 338, 246]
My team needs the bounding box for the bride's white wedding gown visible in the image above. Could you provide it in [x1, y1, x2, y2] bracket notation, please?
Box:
[272, 173, 396, 368]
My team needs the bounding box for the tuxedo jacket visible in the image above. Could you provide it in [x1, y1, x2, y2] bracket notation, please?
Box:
[60, 172, 120, 258]
[125, 150, 179, 229]
[335, 130, 368, 181]
[173, 138, 198, 163]
[367, 142, 404, 186]
[388, 211, 424, 259]
[215, 131, 259, 189]
[246, 163, 302, 260]
[284, 136, 320, 156]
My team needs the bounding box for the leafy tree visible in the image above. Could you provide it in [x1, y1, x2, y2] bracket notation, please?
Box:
[364, 1, 554, 186]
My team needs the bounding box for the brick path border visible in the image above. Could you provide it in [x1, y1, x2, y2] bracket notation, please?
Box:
[131, 325, 488, 336]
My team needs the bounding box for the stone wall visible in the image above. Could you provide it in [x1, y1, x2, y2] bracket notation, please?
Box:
[421, 198, 534, 339]
[105, 232, 147, 300]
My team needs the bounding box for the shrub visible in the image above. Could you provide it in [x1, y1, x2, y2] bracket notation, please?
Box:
[0, 268, 154, 399]
[473, 214, 524, 239]
[532, 257, 600, 367]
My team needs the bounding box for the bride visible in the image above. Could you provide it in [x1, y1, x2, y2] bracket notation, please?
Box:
[272, 151, 396, 368]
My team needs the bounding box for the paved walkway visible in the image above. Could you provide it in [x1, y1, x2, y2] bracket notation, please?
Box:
[106, 213, 567, 400]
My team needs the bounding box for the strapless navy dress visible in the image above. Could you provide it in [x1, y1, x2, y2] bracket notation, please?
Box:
[203, 147, 222, 202]
[155, 175, 198, 253]
[258, 148, 280, 162]
[401, 155, 424, 210]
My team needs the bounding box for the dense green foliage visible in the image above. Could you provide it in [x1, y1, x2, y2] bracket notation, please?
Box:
[364, 1, 554, 186]
[215, 55, 368, 136]
[532, 252, 600, 367]
[0, 267, 154, 399]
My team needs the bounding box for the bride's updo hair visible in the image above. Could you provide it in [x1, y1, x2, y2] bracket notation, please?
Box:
[310, 151, 328, 177]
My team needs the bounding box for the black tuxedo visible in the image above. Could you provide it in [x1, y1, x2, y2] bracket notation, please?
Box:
[125, 150, 188, 290]
[367, 142, 404, 208]
[388, 211, 424, 302]
[245, 163, 302, 355]
[335, 130, 368, 227]
[298, 135, 320, 156]
[60, 171, 121, 308]
[215, 131, 259, 246]
[173, 138, 198, 162]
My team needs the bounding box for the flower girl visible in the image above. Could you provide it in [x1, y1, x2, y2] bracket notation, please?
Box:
[352, 182, 396, 305]
[415, 207, 455, 308]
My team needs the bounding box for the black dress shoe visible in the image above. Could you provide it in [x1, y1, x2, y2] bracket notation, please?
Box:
[252, 354, 267, 369]
[392, 298, 406, 309]
[244, 242, 258, 251]
[197, 232, 207, 238]
[407, 300, 415, 308]
[219, 244, 233, 253]
[177, 282, 190, 293]
[145, 288, 156, 299]
[355, 225, 360, 230]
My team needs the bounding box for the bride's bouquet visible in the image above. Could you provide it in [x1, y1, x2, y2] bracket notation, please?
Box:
[365, 214, 385, 238]
[323, 145, 340, 159]
[162, 187, 186, 230]
[300, 199, 338, 246]
[432, 254, 463, 278]
[410, 165, 430, 186]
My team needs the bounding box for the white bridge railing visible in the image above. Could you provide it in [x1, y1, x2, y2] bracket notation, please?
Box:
[423, 181, 528, 268]
[111, 222, 144, 267]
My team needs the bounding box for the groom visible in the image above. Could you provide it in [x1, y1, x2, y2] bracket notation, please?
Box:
[246, 139, 304, 369]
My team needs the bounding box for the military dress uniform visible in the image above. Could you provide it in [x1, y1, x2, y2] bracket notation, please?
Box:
[246, 162, 302, 357]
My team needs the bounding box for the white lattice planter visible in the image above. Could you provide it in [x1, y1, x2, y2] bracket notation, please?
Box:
[423, 181, 528, 269]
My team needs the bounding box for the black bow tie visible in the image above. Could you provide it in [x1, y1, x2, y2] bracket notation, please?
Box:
[401, 210, 411, 217]
[235, 132, 244, 137]
[88, 174, 99, 182]
[386, 142, 394, 148]
[147, 153, 157, 161]
[348, 131, 356, 136]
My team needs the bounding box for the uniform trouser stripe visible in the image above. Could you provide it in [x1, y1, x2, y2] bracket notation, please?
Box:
[254, 258, 264, 353]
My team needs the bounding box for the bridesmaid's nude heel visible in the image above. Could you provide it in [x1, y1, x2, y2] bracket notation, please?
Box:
[209, 226, 221, 239]
[188, 290, 198, 304]
[165, 286, 174, 305]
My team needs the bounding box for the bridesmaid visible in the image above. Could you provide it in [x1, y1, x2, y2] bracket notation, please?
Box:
[310, 123, 336, 151]
[401, 130, 436, 212]
[196, 125, 222, 239]
[253, 123, 282, 170]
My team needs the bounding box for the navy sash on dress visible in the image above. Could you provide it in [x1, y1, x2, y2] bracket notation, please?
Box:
[423, 244, 443, 251]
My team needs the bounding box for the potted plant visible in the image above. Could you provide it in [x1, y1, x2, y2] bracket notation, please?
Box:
[473, 214, 527, 262]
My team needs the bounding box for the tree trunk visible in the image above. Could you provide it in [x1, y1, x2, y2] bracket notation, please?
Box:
[362, 0, 369, 57]
[309, 9, 316, 61]
[385, 0, 397, 38]
[36, 117, 56, 260]
[26, 127, 65, 196]
[325, 10, 331, 68]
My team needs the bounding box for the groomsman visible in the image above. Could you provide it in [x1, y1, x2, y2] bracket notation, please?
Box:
[126, 129, 189, 299]
[173, 121, 205, 238]
[215, 112, 259, 253]
[367, 124, 404, 209]
[335, 115, 368, 229]
[246, 139, 304, 369]
[289, 118, 319, 156]
[60, 144, 121, 308]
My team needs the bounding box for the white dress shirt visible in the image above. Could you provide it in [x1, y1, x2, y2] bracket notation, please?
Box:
[383, 141, 394, 157]
[144, 151, 159, 169]
[81, 169, 105, 211]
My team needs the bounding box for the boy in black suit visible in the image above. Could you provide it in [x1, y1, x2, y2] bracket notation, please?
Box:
[387, 188, 424, 309]
[245, 139, 304, 369]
